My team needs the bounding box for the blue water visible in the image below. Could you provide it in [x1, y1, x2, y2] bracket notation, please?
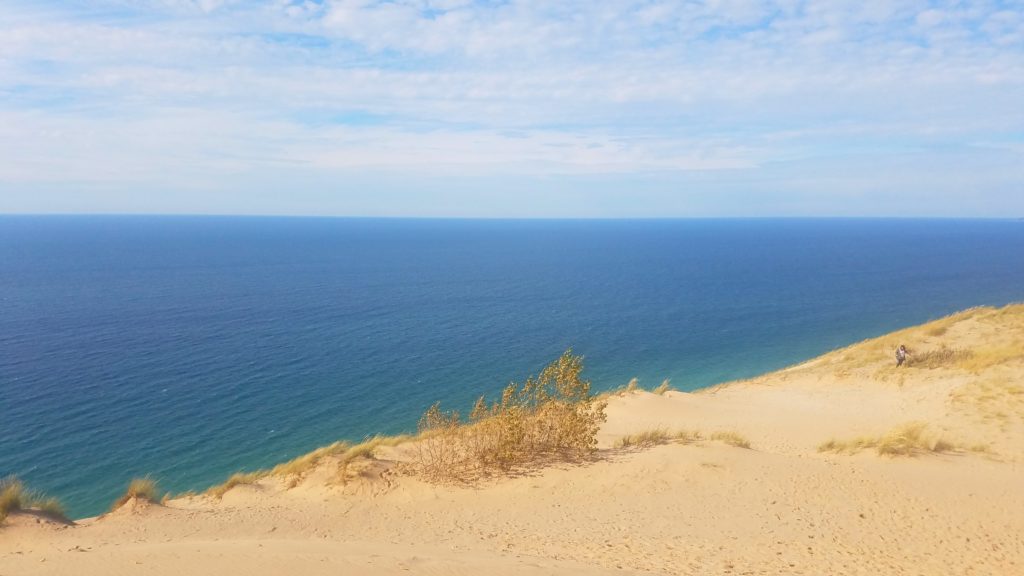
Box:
[2, 216, 1023, 518]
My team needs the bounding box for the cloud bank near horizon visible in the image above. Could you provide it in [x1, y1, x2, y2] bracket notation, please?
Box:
[1, 0, 1022, 217]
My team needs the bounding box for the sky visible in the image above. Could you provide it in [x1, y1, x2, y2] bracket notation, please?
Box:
[1, 0, 1023, 218]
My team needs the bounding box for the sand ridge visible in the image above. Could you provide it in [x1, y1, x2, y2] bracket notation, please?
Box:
[3, 305, 1023, 575]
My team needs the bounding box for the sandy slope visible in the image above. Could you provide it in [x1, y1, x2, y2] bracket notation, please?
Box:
[4, 305, 1023, 575]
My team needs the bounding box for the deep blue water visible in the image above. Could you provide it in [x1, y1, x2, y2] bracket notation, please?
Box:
[2, 216, 1023, 518]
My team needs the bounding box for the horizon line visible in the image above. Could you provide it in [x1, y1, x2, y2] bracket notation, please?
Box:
[2, 212, 1023, 222]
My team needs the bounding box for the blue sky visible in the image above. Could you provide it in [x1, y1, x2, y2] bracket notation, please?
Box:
[1, 0, 1022, 217]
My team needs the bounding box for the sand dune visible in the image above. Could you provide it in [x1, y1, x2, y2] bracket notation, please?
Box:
[3, 305, 1023, 575]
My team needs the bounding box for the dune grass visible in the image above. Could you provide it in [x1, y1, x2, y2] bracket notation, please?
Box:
[615, 428, 672, 448]
[818, 423, 958, 457]
[614, 428, 746, 450]
[652, 379, 673, 395]
[203, 433, 419, 497]
[110, 476, 161, 511]
[709, 431, 751, 449]
[615, 428, 703, 449]
[206, 472, 265, 499]
[907, 346, 974, 369]
[271, 441, 350, 477]
[0, 476, 68, 523]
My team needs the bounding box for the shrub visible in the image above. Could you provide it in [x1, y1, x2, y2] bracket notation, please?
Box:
[652, 379, 672, 395]
[416, 350, 607, 482]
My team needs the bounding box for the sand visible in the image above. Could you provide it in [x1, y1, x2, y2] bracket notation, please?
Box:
[3, 304, 1023, 575]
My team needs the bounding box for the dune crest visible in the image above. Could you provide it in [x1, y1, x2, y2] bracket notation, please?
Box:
[4, 305, 1023, 575]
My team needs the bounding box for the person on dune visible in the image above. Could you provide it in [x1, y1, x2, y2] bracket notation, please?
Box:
[896, 344, 908, 367]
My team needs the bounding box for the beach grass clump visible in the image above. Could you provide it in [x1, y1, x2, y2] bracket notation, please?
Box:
[875, 423, 946, 455]
[615, 428, 703, 449]
[415, 350, 607, 482]
[206, 432, 418, 495]
[0, 476, 68, 523]
[615, 428, 671, 449]
[908, 346, 974, 369]
[710, 431, 751, 449]
[207, 472, 264, 499]
[110, 476, 161, 510]
[818, 423, 956, 457]
[653, 379, 673, 395]
[270, 441, 353, 478]
[0, 476, 25, 522]
[674, 429, 703, 443]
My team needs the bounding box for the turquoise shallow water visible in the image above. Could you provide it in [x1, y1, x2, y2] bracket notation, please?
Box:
[2, 216, 1023, 518]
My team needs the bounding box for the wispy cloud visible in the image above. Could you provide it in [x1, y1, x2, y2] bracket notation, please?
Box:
[1, 0, 1022, 216]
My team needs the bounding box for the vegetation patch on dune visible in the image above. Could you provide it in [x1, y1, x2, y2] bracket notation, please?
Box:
[818, 423, 961, 457]
[416, 350, 607, 482]
[204, 434, 415, 498]
[0, 476, 67, 524]
[709, 431, 752, 449]
[615, 428, 702, 449]
[207, 472, 264, 499]
[906, 346, 974, 369]
[652, 379, 674, 395]
[111, 477, 162, 511]
[270, 441, 352, 478]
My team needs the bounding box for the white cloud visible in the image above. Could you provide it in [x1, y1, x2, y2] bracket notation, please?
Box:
[0, 0, 1022, 215]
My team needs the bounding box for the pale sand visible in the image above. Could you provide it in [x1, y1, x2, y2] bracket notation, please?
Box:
[4, 305, 1023, 575]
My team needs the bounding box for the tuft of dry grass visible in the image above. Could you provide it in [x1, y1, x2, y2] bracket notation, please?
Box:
[110, 477, 161, 511]
[0, 476, 25, 522]
[415, 350, 607, 482]
[907, 347, 974, 369]
[615, 428, 671, 449]
[625, 377, 639, 393]
[652, 379, 673, 395]
[269, 441, 353, 478]
[876, 423, 944, 456]
[674, 429, 703, 443]
[207, 433, 418, 495]
[206, 472, 264, 499]
[819, 423, 958, 457]
[615, 428, 703, 449]
[0, 476, 68, 523]
[709, 431, 751, 449]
